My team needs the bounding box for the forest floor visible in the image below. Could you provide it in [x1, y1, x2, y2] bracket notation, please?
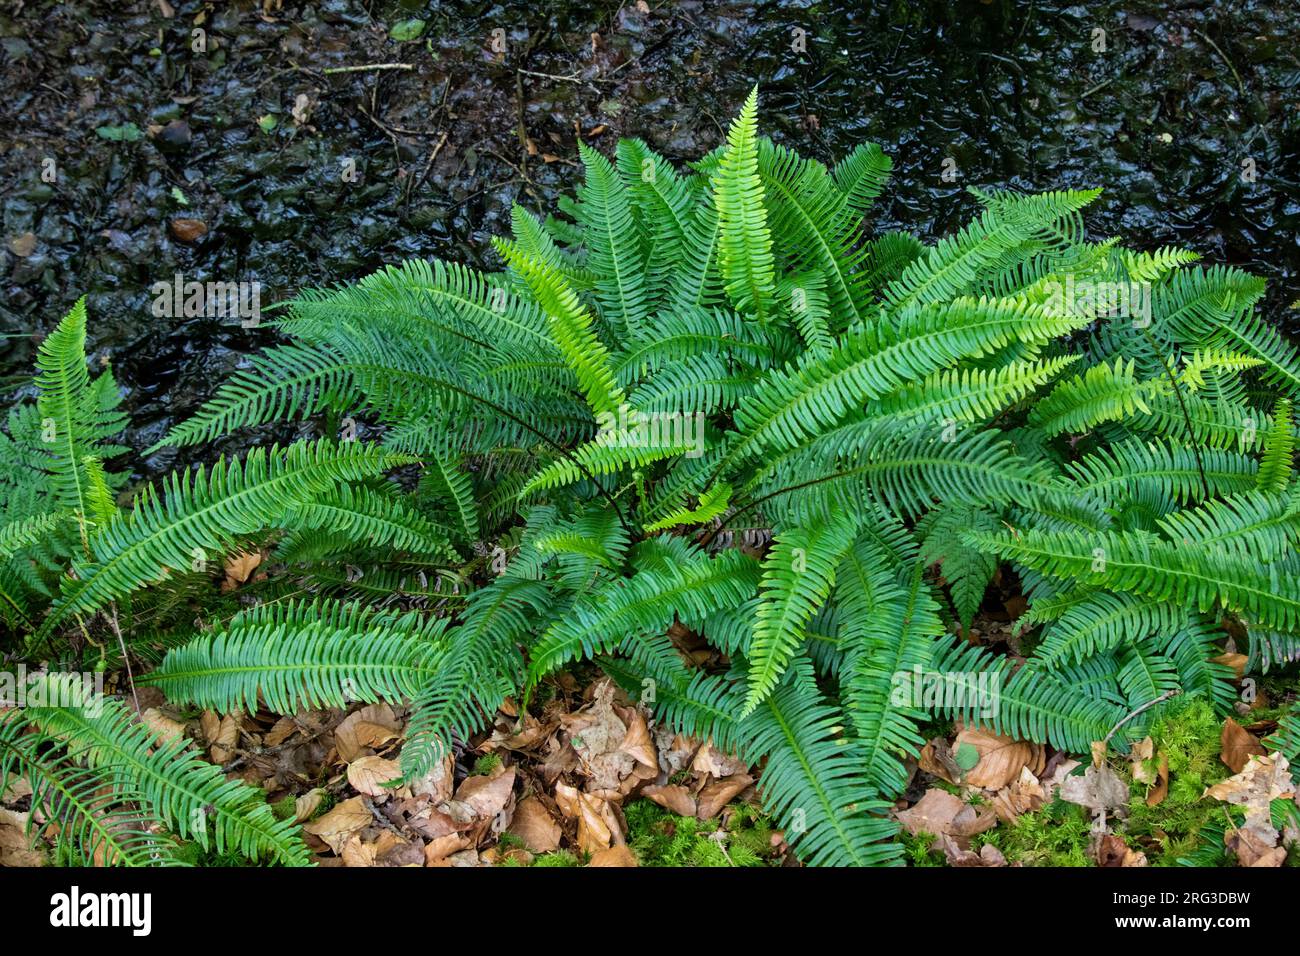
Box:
[3, 593, 1295, 868]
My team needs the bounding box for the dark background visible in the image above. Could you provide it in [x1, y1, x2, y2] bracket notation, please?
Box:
[1, 0, 1297, 476]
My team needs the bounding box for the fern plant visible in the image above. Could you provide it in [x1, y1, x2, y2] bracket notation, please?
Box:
[0, 300, 450, 865]
[15, 88, 1300, 866]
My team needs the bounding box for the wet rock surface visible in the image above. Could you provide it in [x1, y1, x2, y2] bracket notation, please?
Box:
[0, 0, 1296, 476]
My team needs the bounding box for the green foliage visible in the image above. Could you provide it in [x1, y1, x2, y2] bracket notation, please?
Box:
[11, 90, 1299, 867]
[624, 800, 778, 867]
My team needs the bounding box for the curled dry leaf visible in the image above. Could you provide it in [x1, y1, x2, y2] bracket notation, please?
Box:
[293, 788, 326, 823]
[642, 783, 696, 817]
[1129, 736, 1156, 784]
[1226, 826, 1286, 867]
[554, 781, 622, 854]
[506, 796, 562, 853]
[347, 755, 403, 799]
[1220, 718, 1266, 774]
[1146, 752, 1169, 808]
[220, 550, 262, 592]
[1060, 764, 1130, 814]
[952, 725, 1043, 789]
[991, 766, 1046, 823]
[334, 703, 401, 763]
[940, 835, 1006, 867]
[140, 707, 186, 745]
[697, 773, 753, 821]
[452, 766, 516, 826]
[918, 737, 961, 785]
[303, 796, 371, 854]
[692, 740, 748, 779]
[1204, 753, 1295, 852]
[424, 834, 470, 864]
[407, 754, 454, 804]
[264, 716, 298, 747]
[202, 712, 240, 764]
[896, 787, 997, 840]
[588, 844, 638, 867]
[1096, 833, 1147, 867]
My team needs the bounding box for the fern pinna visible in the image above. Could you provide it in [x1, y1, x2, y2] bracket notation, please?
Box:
[8, 87, 1300, 865]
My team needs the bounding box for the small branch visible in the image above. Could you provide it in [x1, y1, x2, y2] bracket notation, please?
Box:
[323, 63, 413, 76]
[516, 68, 582, 83]
[106, 603, 141, 715]
[1193, 28, 1245, 96]
[1103, 689, 1180, 746]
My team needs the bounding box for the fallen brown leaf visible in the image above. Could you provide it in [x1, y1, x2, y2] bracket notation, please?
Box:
[220, 551, 262, 592]
[303, 796, 371, 854]
[588, 844, 638, 867]
[1220, 718, 1266, 774]
[939, 834, 1006, 867]
[1060, 764, 1130, 813]
[642, 783, 696, 817]
[506, 796, 561, 853]
[896, 788, 997, 840]
[697, 773, 753, 821]
[334, 703, 401, 763]
[952, 726, 1043, 789]
[140, 707, 186, 745]
[347, 755, 403, 799]
[1146, 752, 1169, 808]
[991, 766, 1046, 823]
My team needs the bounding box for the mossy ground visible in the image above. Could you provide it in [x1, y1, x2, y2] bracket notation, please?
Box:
[908, 696, 1299, 867]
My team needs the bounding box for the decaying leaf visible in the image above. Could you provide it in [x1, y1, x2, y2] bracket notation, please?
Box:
[334, 703, 401, 763]
[991, 766, 1046, 823]
[1220, 718, 1266, 774]
[220, 550, 263, 592]
[303, 796, 371, 854]
[1204, 753, 1295, 859]
[896, 787, 997, 839]
[697, 773, 753, 821]
[140, 707, 186, 745]
[1146, 752, 1169, 808]
[939, 835, 1006, 867]
[347, 755, 403, 799]
[642, 783, 697, 817]
[554, 781, 622, 854]
[951, 725, 1043, 789]
[506, 796, 562, 853]
[588, 844, 638, 866]
[1059, 763, 1130, 813]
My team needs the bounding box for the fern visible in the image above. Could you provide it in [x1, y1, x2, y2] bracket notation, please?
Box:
[9, 89, 1298, 867]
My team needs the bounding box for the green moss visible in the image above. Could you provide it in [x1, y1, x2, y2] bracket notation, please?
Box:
[1124, 697, 1231, 864]
[470, 753, 503, 776]
[624, 799, 778, 867]
[900, 830, 945, 866]
[529, 849, 582, 867]
[978, 797, 1093, 866]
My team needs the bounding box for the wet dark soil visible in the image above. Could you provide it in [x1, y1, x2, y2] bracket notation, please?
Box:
[1, 0, 1297, 476]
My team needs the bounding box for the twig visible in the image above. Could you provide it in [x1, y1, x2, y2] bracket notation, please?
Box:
[106, 603, 141, 715]
[514, 69, 530, 180]
[1193, 28, 1245, 96]
[323, 62, 413, 76]
[1079, 77, 1116, 101]
[407, 130, 449, 205]
[517, 68, 582, 83]
[1103, 689, 1180, 746]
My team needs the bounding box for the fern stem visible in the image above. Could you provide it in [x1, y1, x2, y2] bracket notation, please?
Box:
[1140, 324, 1210, 500]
